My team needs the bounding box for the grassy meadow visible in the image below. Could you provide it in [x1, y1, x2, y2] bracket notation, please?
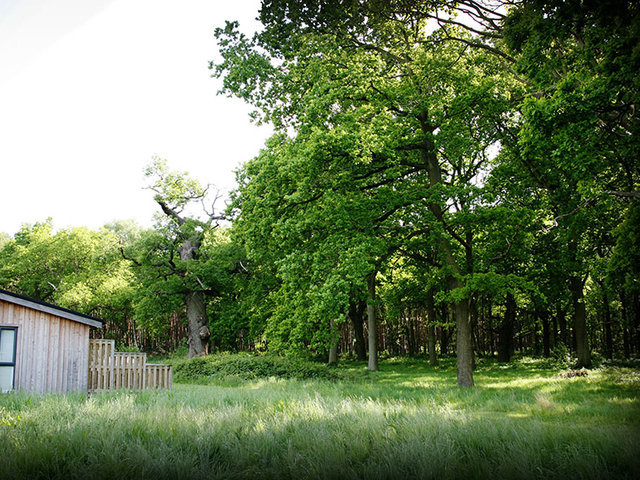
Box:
[1, 355, 639, 479]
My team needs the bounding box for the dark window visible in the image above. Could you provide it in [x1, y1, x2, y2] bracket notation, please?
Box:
[0, 327, 17, 392]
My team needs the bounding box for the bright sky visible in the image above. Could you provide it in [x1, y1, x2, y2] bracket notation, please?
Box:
[0, 0, 272, 236]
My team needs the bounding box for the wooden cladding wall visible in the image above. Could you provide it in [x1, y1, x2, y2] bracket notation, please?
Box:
[88, 339, 172, 392]
[0, 299, 90, 394]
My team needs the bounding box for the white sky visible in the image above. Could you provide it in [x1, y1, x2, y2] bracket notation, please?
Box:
[0, 0, 272, 236]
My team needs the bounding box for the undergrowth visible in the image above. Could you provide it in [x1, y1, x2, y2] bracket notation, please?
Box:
[173, 352, 347, 383]
[1, 355, 639, 479]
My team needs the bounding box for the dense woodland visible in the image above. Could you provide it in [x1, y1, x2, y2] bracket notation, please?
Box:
[1, 0, 639, 387]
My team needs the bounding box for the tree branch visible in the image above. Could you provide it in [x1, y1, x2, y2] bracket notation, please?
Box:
[157, 199, 186, 226]
[549, 190, 640, 229]
[483, 226, 520, 272]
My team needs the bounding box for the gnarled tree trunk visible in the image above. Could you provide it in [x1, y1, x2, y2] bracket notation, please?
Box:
[185, 290, 209, 358]
[179, 239, 210, 358]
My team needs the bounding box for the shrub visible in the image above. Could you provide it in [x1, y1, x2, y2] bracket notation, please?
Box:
[173, 352, 346, 383]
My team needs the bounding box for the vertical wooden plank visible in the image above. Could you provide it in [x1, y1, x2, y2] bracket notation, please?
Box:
[56, 318, 64, 393]
[71, 321, 81, 392]
[14, 304, 24, 392]
[16, 306, 28, 392]
[87, 340, 93, 393]
[27, 308, 36, 393]
[30, 309, 38, 393]
[30, 308, 41, 393]
[41, 310, 50, 394]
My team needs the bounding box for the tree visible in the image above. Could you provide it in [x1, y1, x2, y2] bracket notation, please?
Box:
[131, 158, 225, 358]
[229, 134, 394, 368]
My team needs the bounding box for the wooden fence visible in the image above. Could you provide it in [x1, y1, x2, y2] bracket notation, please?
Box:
[88, 339, 172, 393]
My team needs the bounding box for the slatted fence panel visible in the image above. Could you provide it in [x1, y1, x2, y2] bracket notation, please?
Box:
[88, 339, 116, 392]
[88, 339, 172, 392]
[144, 364, 173, 389]
[112, 353, 146, 390]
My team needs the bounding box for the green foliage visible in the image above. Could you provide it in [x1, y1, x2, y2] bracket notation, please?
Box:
[609, 204, 640, 293]
[144, 156, 207, 212]
[173, 352, 345, 382]
[1, 1, 639, 369]
[0, 220, 137, 324]
[217, 9, 520, 361]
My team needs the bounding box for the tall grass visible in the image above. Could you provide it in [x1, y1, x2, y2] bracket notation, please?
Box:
[1, 356, 638, 479]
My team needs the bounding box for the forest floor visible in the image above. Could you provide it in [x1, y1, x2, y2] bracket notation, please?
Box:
[1, 355, 639, 479]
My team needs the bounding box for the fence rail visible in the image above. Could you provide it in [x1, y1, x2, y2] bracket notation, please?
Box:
[88, 339, 172, 393]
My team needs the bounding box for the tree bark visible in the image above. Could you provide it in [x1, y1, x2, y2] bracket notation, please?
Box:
[440, 325, 449, 356]
[599, 282, 613, 360]
[622, 292, 631, 358]
[179, 239, 210, 359]
[530, 312, 540, 355]
[454, 295, 474, 387]
[633, 292, 640, 355]
[541, 310, 551, 358]
[569, 274, 591, 367]
[568, 236, 591, 368]
[348, 299, 367, 361]
[328, 318, 339, 364]
[366, 272, 378, 371]
[557, 305, 568, 347]
[426, 292, 438, 366]
[185, 290, 209, 358]
[498, 292, 516, 362]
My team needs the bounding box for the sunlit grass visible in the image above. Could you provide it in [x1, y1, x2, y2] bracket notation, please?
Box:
[1, 356, 639, 479]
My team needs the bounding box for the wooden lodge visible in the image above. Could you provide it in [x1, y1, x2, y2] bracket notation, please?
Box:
[0, 289, 171, 394]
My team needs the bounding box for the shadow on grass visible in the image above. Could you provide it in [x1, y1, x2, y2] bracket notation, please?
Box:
[1, 384, 639, 480]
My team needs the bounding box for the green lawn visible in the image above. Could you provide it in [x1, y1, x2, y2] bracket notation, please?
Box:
[1, 356, 639, 479]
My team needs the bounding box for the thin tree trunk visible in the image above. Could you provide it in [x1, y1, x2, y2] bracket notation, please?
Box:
[622, 292, 631, 358]
[599, 282, 613, 360]
[328, 318, 338, 364]
[623, 328, 631, 359]
[498, 292, 516, 362]
[532, 312, 541, 356]
[557, 305, 568, 347]
[633, 292, 640, 354]
[541, 310, 551, 358]
[440, 325, 449, 356]
[426, 292, 438, 366]
[367, 272, 378, 371]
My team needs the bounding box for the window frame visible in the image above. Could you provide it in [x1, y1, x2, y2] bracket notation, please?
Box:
[0, 326, 18, 392]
